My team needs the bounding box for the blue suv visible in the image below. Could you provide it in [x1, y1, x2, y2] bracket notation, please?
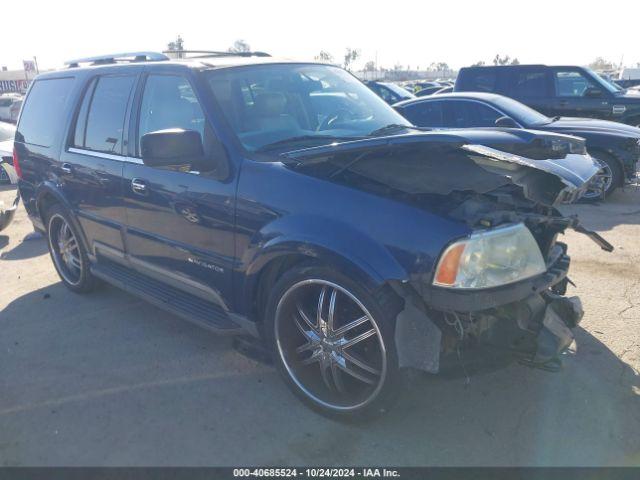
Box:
[14, 51, 608, 418]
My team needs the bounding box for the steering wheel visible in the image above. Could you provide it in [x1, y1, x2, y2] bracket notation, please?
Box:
[317, 109, 354, 131]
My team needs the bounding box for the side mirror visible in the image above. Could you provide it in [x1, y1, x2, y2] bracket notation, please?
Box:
[584, 87, 603, 98]
[140, 129, 204, 168]
[494, 116, 519, 128]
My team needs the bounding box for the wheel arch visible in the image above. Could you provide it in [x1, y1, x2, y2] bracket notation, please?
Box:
[35, 182, 90, 253]
[587, 147, 625, 187]
[241, 228, 409, 324]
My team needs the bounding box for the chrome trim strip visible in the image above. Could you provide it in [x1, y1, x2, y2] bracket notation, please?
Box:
[68, 147, 144, 164]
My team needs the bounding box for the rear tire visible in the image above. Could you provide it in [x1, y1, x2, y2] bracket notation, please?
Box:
[264, 263, 404, 420]
[45, 203, 96, 293]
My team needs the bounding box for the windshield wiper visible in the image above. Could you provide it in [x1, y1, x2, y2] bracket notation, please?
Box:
[255, 135, 364, 153]
[368, 123, 430, 136]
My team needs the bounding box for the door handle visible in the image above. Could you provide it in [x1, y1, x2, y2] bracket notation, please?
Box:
[131, 178, 147, 194]
[61, 163, 72, 174]
[558, 100, 569, 107]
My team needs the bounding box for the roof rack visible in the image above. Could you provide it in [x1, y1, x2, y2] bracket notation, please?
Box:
[161, 50, 271, 59]
[65, 52, 169, 68]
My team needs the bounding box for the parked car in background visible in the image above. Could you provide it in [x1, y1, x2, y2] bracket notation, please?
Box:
[0, 121, 18, 231]
[364, 80, 416, 104]
[433, 86, 453, 95]
[615, 68, 640, 89]
[414, 85, 444, 97]
[0, 94, 23, 123]
[394, 92, 640, 199]
[15, 52, 608, 418]
[455, 65, 640, 127]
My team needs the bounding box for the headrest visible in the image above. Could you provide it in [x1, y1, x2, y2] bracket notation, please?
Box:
[254, 92, 288, 116]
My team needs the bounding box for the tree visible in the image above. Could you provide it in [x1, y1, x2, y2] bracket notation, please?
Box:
[343, 48, 360, 71]
[364, 60, 376, 72]
[314, 51, 334, 63]
[167, 35, 185, 58]
[426, 62, 449, 73]
[471, 60, 486, 67]
[228, 39, 251, 53]
[492, 54, 519, 66]
[589, 57, 614, 71]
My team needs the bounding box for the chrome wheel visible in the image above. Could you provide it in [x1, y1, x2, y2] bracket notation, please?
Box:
[275, 279, 387, 411]
[48, 214, 82, 285]
[583, 159, 613, 200]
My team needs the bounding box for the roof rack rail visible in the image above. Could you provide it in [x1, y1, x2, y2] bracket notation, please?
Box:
[65, 52, 169, 68]
[162, 50, 271, 59]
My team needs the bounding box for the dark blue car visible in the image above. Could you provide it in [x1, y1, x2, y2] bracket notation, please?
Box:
[14, 52, 608, 418]
[394, 92, 640, 199]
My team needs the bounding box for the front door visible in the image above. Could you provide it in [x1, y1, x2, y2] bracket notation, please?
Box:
[122, 73, 236, 307]
[550, 69, 613, 119]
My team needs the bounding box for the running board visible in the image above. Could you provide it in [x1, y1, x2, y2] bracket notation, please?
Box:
[91, 260, 243, 334]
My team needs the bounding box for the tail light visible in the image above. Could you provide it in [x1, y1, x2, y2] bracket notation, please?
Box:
[12, 147, 22, 179]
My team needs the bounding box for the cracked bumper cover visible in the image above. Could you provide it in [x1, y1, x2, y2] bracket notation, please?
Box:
[394, 252, 583, 374]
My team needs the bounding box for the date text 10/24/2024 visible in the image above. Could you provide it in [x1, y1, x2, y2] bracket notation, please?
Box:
[233, 468, 401, 478]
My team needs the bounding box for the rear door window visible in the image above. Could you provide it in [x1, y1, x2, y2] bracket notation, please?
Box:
[511, 70, 549, 98]
[465, 71, 497, 93]
[448, 101, 503, 128]
[75, 75, 136, 155]
[401, 101, 445, 127]
[17, 77, 75, 147]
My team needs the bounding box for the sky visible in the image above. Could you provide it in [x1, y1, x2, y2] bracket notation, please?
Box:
[3, 0, 640, 72]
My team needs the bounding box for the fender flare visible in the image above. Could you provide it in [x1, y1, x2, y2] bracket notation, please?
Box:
[34, 182, 91, 253]
[240, 215, 410, 316]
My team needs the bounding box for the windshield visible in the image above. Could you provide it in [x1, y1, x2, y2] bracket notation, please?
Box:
[597, 72, 624, 92]
[204, 63, 410, 152]
[585, 67, 621, 94]
[0, 122, 16, 142]
[493, 96, 551, 126]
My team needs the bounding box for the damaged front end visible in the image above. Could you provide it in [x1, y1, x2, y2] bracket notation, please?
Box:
[284, 130, 612, 375]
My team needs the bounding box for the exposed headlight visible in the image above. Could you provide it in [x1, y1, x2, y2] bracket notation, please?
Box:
[433, 223, 546, 289]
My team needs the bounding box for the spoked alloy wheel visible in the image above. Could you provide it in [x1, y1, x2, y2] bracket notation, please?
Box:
[583, 160, 613, 200]
[48, 213, 83, 286]
[275, 279, 388, 413]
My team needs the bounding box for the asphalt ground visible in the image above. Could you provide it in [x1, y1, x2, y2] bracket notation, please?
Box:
[0, 183, 638, 466]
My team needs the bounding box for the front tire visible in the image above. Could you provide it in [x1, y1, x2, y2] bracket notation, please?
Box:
[583, 151, 622, 200]
[45, 203, 96, 293]
[264, 264, 404, 419]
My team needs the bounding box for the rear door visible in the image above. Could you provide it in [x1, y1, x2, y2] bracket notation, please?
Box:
[398, 100, 446, 128]
[442, 100, 505, 128]
[550, 68, 612, 119]
[121, 72, 236, 307]
[506, 67, 554, 116]
[60, 74, 137, 256]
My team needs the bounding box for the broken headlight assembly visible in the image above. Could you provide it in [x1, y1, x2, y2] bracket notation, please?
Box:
[433, 223, 546, 289]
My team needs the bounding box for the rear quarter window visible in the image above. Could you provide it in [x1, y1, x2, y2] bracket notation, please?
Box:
[17, 77, 75, 147]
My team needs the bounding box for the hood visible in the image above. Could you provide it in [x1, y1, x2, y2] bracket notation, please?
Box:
[281, 130, 600, 207]
[615, 89, 640, 99]
[541, 117, 640, 138]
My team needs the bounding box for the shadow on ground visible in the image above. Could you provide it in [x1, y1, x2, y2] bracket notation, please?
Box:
[1, 283, 638, 466]
[0, 234, 48, 261]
